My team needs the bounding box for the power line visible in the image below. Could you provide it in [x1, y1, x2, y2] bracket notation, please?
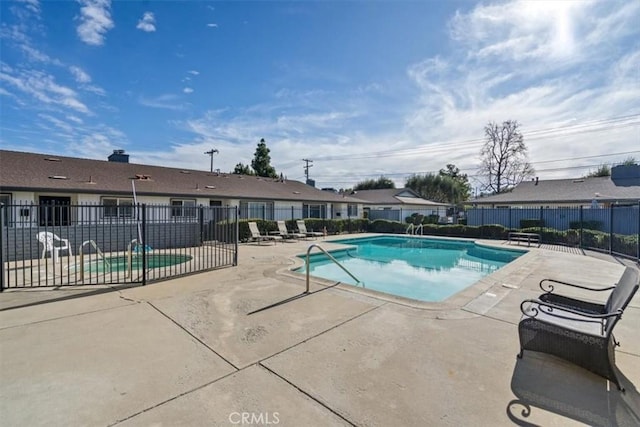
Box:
[307, 151, 640, 183]
[308, 114, 639, 163]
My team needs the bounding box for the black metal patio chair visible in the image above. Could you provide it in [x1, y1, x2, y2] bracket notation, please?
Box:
[517, 267, 639, 391]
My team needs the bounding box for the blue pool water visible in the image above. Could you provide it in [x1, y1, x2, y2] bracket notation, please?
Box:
[299, 236, 524, 302]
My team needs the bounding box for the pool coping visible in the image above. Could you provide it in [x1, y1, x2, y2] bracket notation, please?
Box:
[277, 233, 537, 311]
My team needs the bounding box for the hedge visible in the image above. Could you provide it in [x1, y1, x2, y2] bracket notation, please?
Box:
[569, 220, 603, 231]
[234, 218, 637, 259]
[520, 219, 544, 228]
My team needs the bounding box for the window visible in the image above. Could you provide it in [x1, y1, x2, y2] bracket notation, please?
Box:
[102, 197, 134, 218]
[39, 196, 71, 226]
[347, 204, 358, 217]
[171, 199, 196, 218]
[302, 203, 326, 219]
[0, 193, 11, 225]
[239, 201, 274, 220]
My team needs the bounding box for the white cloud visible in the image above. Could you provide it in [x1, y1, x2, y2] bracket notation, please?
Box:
[183, 87, 194, 94]
[66, 115, 84, 124]
[69, 65, 91, 83]
[17, 0, 40, 14]
[83, 84, 106, 96]
[449, 0, 588, 62]
[20, 44, 62, 65]
[38, 113, 74, 133]
[0, 68, 90, 114]
[136, 12, 156, 32]
[188, 70, 200, 76]
[138, 94, 186, 110]
[207, 23, 218, 28]
[76, 0, 114, 46]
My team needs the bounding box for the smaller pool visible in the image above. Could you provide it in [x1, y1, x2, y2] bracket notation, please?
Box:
[78, 254, 192, 273]
[298, 236, 525, 302]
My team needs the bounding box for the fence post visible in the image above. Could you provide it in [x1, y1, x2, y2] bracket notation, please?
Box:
[579, 206, 583, 249]
[480, 208, 484, 238]
[508, 207, 512, 230]
[199, 205, 204, 245]
[234, 206, 239, 267]
[291, 206, 294, 221]
[637, 201, 639, 264]
[142, 204, 147, 286]
[539, 206, 543, 236]
[0, 205, 4, 292]
[609, 205, 613, 255]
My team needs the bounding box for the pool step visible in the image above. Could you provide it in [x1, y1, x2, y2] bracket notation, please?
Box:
[462, 286, 512, 315]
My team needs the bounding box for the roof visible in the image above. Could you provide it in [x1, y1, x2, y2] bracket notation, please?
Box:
[474, 175, 640, 205]
[0, 150, 360, 204]
[351, 188, 448, 206]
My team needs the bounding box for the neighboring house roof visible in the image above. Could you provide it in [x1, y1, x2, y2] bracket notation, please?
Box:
[0, 150, 360, 204]
[352, 188, 448, 206]
[474, 174, 640, 205]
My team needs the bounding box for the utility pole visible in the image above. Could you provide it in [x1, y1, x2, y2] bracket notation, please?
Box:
[204, 149, 219, 172]
[302, 158, 313, 181]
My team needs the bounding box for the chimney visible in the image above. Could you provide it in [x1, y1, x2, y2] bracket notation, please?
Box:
[108, 149, 129, 163]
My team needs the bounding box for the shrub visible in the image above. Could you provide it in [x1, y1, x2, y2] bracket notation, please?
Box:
[405, 213, 424, 225]
[423, 214, 440, 224]
[569, 220, 603, 231]
[479, 224, 508, 239]
[238, 219, 277, 242]
[370, 219, 406, 233]
[520, 218, 544, 228]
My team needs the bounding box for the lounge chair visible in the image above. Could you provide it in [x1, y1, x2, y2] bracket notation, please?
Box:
[517, 266, 639, 390]
[276, 220, 305, 240]
[296, 220, 323, 239]
[247, 222, 281, 245]
[36, 231, 73, 262]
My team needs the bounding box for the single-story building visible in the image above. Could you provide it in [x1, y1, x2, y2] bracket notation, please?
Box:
[350, 188, 449, 222]
[472, 165, 640, 208]
[0, 149, 363, 226]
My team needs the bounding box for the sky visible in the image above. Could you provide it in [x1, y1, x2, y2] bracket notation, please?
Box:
[1, 0, 639, 192]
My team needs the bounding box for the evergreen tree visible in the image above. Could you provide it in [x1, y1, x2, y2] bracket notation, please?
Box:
[251, 138, 278, 178]
[353, 176, 396, 190]
[232, 162, 254, 175]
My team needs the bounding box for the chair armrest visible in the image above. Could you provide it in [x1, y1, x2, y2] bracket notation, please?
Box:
[539, 278, 615, 294]
[539, 293, 605, 315]
[520, 299, 622, 321]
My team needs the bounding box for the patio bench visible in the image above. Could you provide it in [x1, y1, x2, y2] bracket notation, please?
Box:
[508, 232, 541, 247]
[517, 266, 639, 391]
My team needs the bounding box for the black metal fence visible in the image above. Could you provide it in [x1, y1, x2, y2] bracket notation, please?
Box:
[464, 204, 640, 260]
[0, 204, 238, 290]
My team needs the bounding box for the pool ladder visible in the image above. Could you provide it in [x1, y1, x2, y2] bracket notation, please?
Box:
[305, 244, 363, 293]
[79, 240, 110, 280]
[406, 223, 423, 235]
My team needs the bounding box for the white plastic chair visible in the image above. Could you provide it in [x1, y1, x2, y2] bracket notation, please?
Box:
[36, 231, 72, 262]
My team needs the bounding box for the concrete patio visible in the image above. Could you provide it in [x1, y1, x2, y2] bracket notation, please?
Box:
[1, 234, 639, 426]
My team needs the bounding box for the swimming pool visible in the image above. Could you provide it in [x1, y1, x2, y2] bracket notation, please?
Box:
[78, 254, 193, 273]
[298, 236, 524, 302]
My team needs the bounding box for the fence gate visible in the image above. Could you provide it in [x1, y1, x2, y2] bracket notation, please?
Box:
[0, 204, 238, 291]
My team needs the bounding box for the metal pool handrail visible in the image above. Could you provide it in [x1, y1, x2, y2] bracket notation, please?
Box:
[406, 223, 423, 235]
[305, 244, 363, 293]
[79, 240, 110, 280]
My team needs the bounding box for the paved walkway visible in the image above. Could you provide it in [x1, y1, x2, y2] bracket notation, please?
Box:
[1, 235, 639, 426]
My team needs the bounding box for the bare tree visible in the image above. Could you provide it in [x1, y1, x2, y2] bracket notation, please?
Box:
[479, 120, 534, 193]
